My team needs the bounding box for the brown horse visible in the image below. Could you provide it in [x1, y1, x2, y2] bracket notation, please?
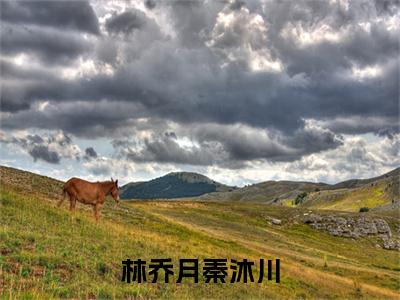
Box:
[58, 177, 120, 222]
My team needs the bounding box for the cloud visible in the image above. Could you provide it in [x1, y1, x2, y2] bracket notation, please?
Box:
[144, 0, 157, 10]
[229, 1, 245, 11]
[2, 10, 397, 133]
[1, 0, 99, 34]
[82, 157, 138, 181]
[0, 100, 146, 137]
[85, 147, 98, 159]
[112, 122, 343, 168]
[313, 116, 399, 136]
[0, 0, 398, 179]
[0, 24, 93, 66]
[105, 9, 148, 35]
[0, 131, 81, 164]
[285, 133, 400, 183]
[28, 145, 60, 164]
[117, 132, 221, 166]
[84, 158, 112, 175]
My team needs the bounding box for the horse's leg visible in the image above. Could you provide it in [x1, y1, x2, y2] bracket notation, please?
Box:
[69, 196, 77, 212]
[57, 197, 64, 208]
[57, 189, 67, 207]
[92, 204, 97, 221]
[94, 203, 102, 223]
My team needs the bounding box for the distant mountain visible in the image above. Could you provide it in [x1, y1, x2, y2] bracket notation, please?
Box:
[200, 167, 400, 212]
[304, 168, 399, 212]
[199, 180, 328, 203]
[120, 172, 236, 200]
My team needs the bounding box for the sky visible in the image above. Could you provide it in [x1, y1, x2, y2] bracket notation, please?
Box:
[0, 0, 399, 187]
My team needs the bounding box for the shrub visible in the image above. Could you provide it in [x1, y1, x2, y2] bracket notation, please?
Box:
[359, 207, 369, 212]
[294, 192, 308, 205]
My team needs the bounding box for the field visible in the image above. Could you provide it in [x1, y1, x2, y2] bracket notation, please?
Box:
[0, 166, 399, 299]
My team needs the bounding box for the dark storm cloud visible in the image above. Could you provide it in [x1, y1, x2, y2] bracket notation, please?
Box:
[229, 1, 245, 11]
[0, 100, 147, 137]
[114, 123, 343, 167]
[105, 9, 148, 35]
[85, 147, 98, 158]
[165, 0, 225, 47]
[278, 23, 399, 78]
[1, 0, 99, 35]
[191, 124, 291, 162]
[0, 24, 92, 65]
[374, 0, 400, 15]
[0, 0, 399, 168]
[1, 59, 57, 81]
[191, 123, 343, 162]
[2, 1, 396, 129]
[0, 132, 75, 164]
[1, 86, 31, 112]
[317, 115, 399, 137]
[281, 126, 343, 156]
[145, 0, 157, 10]
[123, 133, 220, 166]
[28, 145, 60, 164]
[26, 134, 44, 145]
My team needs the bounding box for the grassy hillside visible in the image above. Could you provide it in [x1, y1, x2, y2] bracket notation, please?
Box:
[199, 168, 399, 213]
[330, 168, 400, 190]
[301, 173, 399, 212]
[0, 166, 63, 200]
[120, 172, 235, 200]
[200, 181, 327, 203]
[1, 166, 399, 299]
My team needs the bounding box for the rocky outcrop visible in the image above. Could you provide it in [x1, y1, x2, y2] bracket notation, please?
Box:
[382, 237, 400, 250]
[271, 218, 282, 225]
[265, 215, 282, 225]
[303, 214, 399, 250]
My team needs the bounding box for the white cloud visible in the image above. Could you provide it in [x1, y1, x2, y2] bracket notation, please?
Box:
[281, 22, 344, 47]
[207, 5, 282, 72]
[351, 64, 382, 80]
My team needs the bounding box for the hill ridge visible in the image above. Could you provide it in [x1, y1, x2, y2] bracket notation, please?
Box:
[120, 171, 235, 200]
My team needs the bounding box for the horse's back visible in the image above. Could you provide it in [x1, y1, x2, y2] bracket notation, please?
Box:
[65, 177, 92, 185]
[64, 177, 94, 192]
[64, 178, 99, 202]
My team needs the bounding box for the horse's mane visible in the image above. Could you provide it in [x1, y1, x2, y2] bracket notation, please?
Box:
[97, 181, 116, 194]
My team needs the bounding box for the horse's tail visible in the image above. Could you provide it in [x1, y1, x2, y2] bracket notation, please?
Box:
[58, 185, 68, 207]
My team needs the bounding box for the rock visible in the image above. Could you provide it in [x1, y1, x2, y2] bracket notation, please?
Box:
[271, 218, 282, 225]
[383, 238, 400, 250]
[303, 213, 394, 248]
[335, 217, 347, 225]
[374, 219, 391, 237]
[304, 214, 322, 224]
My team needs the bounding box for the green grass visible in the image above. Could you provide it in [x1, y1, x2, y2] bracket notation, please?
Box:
[1, 166, 399, 299]
[311, 183, 388, 212]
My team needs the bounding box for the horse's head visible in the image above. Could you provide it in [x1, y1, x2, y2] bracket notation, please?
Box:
[110, 178, 120, 205]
